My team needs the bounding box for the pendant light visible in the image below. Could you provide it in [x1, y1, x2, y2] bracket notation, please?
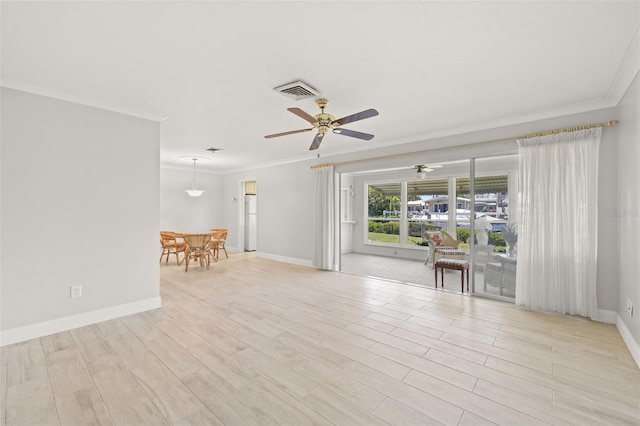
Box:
[185, 158, 204, 197]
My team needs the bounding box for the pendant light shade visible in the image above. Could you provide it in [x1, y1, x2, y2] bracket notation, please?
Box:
[185, 189, 204, 197]
[185, 158, 204, 197]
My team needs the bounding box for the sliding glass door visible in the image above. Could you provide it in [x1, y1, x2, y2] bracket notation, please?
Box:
[346, 157, 519, 300]
[471, 155, 518, 300]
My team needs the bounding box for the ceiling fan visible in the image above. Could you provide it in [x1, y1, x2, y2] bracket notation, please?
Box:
[264, 98, 378, 151]
[415, 164, 443, 179]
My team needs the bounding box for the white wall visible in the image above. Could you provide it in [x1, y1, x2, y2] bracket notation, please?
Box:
[221, 160, 315, 265]
[0, 88, 160, 345]
[615, 70, 640, 359]
[160, 167, 223, 233]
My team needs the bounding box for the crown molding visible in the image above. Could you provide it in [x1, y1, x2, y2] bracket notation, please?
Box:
[606, 19, 640, 105]
[1, 80, 168, 122]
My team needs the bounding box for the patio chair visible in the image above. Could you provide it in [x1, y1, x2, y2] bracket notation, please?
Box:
[424, 230, 467, 267]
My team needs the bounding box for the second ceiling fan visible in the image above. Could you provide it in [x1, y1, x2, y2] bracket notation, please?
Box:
[415, 164, 443, 179]
[264, 98, 378, 150]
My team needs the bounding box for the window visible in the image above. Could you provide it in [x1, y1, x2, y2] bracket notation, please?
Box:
[367, 183, 401, 244]
[366, 177, 457, 247]
[366, 173, 511, 249]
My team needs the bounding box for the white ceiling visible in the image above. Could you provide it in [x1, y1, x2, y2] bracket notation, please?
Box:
[2, 1, 639, 173]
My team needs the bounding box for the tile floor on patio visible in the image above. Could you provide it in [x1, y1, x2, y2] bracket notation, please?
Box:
[340, 252, 513, 298]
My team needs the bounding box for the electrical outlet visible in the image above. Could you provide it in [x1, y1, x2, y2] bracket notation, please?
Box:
[70, 285, 82, 298]
[627, 297, 634, 317]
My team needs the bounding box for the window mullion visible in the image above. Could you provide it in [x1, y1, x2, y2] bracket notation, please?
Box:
[400, 180, 408, 246]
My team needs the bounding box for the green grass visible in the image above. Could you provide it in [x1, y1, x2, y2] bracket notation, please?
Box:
[368, 232, 424, 245]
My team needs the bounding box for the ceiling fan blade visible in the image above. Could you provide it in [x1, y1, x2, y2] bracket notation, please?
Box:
[333, 128, 375, 140]
[332, 108, 378, 126]
[264, 128, 313, 139]
[309, 133, 324, 150]
[287, 108, 318, 125]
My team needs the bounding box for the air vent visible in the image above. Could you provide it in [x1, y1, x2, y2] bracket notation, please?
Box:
[273, 80, 319, 100]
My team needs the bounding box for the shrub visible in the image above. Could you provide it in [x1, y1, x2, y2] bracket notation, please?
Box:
[457, 229, 470, 243]
[408, 223, 425, 237]
[368, 221, 399, 235]
[455, 229, 505, 247]
[488, 231, 506, 247]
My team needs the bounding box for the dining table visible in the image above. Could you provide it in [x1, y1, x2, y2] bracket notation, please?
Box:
[176, 231, 218, 271]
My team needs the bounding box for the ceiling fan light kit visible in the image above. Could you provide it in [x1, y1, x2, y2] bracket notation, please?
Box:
[265, 98, 378, 151]
[414, 164, 443, 179]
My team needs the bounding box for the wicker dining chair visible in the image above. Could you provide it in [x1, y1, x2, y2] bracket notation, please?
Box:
[209, 228, 229, 260]
[159, 231, 187, 265]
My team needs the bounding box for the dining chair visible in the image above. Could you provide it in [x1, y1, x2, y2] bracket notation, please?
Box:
[159, 231, 187, 265]
[183, 233, 213, 271]
[209, 228, 229, 260]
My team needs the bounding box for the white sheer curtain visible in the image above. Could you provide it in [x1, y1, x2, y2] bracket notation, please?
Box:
[312, 165, 335, 270]
[516, 128, 601, 319]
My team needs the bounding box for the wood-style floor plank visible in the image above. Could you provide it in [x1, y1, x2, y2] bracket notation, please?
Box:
[54, 388, 113, 426]
[403, 369, 547, 425]
[5, 375, 59, 426]
[5, 339, 48, 387]
[0, 346, 8, 426]
[182, 369, 277, 426]
[285, 352, 386, 412]
[341, 359, 464, 425]
[237, 375, 333, 426]
[373, 397, 443, 426]
[1, 253, 638, 425]
[300, 386, 389, 426]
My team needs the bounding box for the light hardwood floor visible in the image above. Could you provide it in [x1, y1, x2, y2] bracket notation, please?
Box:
[1, 253, 639, 425]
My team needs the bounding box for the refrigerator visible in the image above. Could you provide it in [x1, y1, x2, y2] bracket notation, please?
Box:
[245, 194, 257, 251]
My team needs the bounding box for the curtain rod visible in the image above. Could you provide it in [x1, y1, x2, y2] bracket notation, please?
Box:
[523, 120, 618, 138]
[310, 119, 619, 169]
[310, 163, 332, 169]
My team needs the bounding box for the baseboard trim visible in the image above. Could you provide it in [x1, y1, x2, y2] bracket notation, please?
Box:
[616, 314, 640, 369]
[597, 309, 617, 324]
[0, 296, 162, 347]
[256, 252, 313, 268]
